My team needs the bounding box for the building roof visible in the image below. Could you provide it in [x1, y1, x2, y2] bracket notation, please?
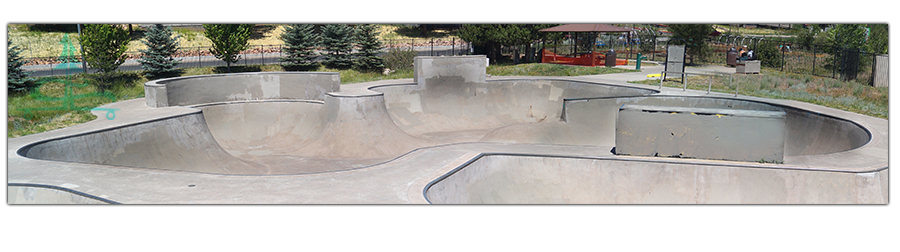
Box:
[539, 24, 632, 33]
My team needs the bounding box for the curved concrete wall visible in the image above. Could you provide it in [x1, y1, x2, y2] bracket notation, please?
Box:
[8, 185, 112, 204]
[199, 100, 326, 152]
[425, 155, 888, 204]
[19, 113, 268, 175]
[373, 79, 657, 136]
[144, 72, 340, 107]
[561, 96, 870, 156]
[199, 95, 432, 162]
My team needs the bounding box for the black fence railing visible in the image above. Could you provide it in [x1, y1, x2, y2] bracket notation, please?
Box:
[706, 37, 884, 85]
[22, 39, 472, 77]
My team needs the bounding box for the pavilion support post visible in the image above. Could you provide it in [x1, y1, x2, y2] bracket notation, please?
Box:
[628, 31, 632, 60]
[590, 32, 595, 67]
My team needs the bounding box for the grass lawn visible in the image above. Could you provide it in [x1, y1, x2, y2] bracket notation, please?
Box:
[628, 69, 888, 119]
[7, 72, 147, 138]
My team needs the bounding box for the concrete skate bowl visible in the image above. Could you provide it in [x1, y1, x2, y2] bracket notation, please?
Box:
[423, 96, 879, 204]
[423, 153, 888, 204]
[558, 95, 871, 155]
[17, 73, 661, 176]
[372, 79, 658, 143]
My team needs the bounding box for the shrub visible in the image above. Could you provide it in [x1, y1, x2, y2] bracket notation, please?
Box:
[383, 47, 417, 71]
[756, 40, 780, 68]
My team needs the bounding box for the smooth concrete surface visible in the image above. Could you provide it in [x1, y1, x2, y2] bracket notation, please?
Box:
[562, 95, 870, 156]
[7, 57, 889, 204]
[20, 111, 267, 175]
[8, 185, 112, 204]
[144, 72, 340, 107]
[425, 155, 888, 204]
[414, 55, 486, 86]
[615, 104, 786, 162]
[374, 79, 657, 138]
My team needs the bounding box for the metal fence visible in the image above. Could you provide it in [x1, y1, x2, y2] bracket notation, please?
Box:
[706, 37, 886, 86]
[22, 39, 472, 77]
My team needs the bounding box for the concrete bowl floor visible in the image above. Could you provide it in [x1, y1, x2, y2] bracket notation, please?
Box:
[7, 59, 889, 204]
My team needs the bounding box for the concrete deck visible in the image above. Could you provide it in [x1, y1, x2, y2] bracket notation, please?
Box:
[7, 58, 888, 204]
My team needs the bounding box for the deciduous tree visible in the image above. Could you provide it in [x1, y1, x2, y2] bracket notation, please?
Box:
[458, 24, 559, 64]
[666, 24, 714, 62]
[203, 24, 254, 72]
[81, 24, 130, 75]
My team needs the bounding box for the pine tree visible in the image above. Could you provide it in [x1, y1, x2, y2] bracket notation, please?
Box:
[353, 24, 384, 72]
[7, 40, 35, 93]
[280, 24, 321, 71]
[138, 24, 182, 79]
[321, 24, 355, 69]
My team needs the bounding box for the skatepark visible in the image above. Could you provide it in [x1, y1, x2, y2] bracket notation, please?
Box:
[7, 55, 888, 204]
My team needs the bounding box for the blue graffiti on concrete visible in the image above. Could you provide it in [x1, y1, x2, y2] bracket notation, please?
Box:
[20, 34, 118, 120]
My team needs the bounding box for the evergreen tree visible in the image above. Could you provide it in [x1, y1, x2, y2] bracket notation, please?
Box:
[7, 40, 35, 93]
[353, 24, 384, 72]
[138, 24, 182, 79]
[279, 24, 321, 71]
[203, 24, 254, 72]
[81, 24, 130, 75]
[321, 24, 355, 69]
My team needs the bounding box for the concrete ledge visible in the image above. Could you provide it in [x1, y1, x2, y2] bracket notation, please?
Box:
[414, 55, 486, 87]
[424, 154, 887, 204]
[615, 104, 786, 162]
[144, 72, 340, 107]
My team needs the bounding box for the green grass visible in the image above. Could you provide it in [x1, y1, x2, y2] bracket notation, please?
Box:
[628, 69, 888, 119]
[8, 72, 148, 138]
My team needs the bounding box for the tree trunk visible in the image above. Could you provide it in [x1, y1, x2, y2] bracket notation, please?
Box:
[524, 43, 532, 63]
[514, 47, 519, 64]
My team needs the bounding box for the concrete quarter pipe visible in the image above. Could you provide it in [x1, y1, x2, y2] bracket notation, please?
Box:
[7, 55, 888, 204]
